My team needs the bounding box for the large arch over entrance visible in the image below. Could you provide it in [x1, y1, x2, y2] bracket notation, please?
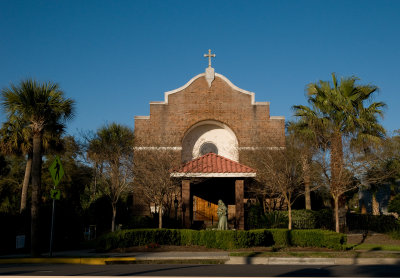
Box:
[181, 120, 239, 163]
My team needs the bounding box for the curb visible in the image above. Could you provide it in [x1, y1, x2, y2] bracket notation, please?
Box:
[0, 257, 136, 265]
[227, 257, 400, 265]
[2, 256, 400, 265]
[135, 256, 229, 260]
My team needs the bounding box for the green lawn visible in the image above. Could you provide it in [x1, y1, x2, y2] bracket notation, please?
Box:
[230, 251, 400, 258]
[349, 243, 400, 252]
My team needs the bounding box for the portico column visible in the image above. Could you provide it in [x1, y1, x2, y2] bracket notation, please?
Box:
[182, 180, 191, 228]
[235, 179, 244, 230]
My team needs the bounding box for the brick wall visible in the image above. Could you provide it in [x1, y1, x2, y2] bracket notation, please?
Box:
[134, 74, 285, 160]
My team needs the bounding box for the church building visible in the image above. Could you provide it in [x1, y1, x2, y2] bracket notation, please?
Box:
[133, 50, 285, 229]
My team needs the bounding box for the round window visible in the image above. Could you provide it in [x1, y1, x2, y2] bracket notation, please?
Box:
[200, 142, 218, 155]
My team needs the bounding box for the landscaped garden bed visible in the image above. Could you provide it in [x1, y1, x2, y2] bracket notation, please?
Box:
[96, 228, 347, 251]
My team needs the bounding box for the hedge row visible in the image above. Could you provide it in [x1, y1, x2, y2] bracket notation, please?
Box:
[96, 229, 346, 251]
[246, 208, 334, 230]
[346, 213, 398, 233]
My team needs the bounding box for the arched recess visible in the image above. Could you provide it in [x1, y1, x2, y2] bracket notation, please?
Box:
[181, 120, 239, 163]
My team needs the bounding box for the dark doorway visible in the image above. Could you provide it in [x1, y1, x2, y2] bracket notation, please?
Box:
[191, 178, 236, 228]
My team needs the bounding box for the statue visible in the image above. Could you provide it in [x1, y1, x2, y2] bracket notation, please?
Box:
[217, 200, 228, 230]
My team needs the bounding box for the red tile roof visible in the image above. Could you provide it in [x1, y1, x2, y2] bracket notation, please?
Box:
[172, 153, 256, 174]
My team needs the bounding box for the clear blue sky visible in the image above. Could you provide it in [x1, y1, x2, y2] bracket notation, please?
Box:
[1, 0, 399, 136]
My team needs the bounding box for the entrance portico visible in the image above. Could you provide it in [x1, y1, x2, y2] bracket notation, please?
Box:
[171, 153, 256, 230]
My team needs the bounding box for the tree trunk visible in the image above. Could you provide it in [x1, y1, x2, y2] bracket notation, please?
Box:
[330, 131, 344, 193]
[301, 154, 311, 210]
[334, 197, 340, 233]
[20, 153, 32, 213]
[330, 131, 343, 234]
[31, 134, 42, 256]
[288, 203, 292, 230]
[111, 203, 117, 232]
[93, 162, 98, 199]
[159, 203, 163, 229]
[372, 193, 380, 216]
[111, 165, 119, 232]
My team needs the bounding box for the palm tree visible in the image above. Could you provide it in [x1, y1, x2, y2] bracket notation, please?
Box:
[1, 79, 74, 256]
[293, 73, 385, 232]
[87, 123, 134, 232]
[0, 116, 32, 213]
[0, 116, 66, 213]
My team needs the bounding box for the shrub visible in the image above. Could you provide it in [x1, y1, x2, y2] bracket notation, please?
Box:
[247, 209, 334, 230]
[246, 204, 266, 229]
[179, 229, 198, 245]
[96, 229, 180, 251]
[268, 229, 291, 246]
[290, 229, 346, 250]
[346, 213, 398, 233]
[280, 210, 317, 229]
[234, 230, 268, 248]
[388, 228, 400, 240]
[96, 228, 346, 251]
[263, 211, 288, 229]
[123, 216, 155, 229]
[389, 194, 400, 215]
[314, 209, 334, 230]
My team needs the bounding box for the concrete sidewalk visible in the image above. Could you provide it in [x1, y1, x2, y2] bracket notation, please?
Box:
[1, 249, 400, 265]
[227, 256, 400, 265]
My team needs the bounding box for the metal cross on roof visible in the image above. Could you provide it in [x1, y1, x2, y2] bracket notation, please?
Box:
[204, 49, 216, 68]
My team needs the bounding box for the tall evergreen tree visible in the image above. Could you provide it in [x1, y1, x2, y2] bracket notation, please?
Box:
[293, 73, 385, 232]
[0, 116, 32, 213]
[87, 123, 134, 232]
[0, 116, 64, 213]
[1, 79, 74, 256]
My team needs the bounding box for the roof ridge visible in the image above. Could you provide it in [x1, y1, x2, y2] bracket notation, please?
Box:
[172, 152, 256, 174]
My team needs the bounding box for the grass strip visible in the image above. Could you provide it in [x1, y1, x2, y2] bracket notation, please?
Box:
[230, 251, 400, 258]
[349, 244, 400, 252]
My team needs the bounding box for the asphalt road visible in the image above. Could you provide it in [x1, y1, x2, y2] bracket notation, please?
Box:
[1, 264, 400, 277]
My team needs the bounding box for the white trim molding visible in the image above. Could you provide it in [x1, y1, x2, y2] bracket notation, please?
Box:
[170, 172, 256, 178]
[134, 146, 285, 151]
[134, 146, 182, 151]
[135, 70, 284, 120]
[163, 73, 206, 103]
[160, 71, 269, 106]
[134, 116, 150, 120]
[239, 147, 286, 150]
[270, 116, 285, 120]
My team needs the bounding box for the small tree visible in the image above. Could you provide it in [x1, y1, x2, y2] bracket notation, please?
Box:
[133, 144, 180, 229]
[287, 120, 321, 210]
[87, 123, 134, 232]
[243, 135, 305, 230]
[358, 134, 400, 215]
